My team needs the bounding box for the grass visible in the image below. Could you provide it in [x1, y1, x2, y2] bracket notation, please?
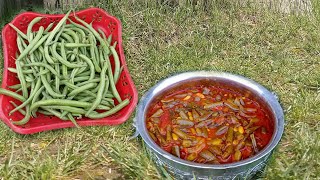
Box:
[1, 0, 320, 179]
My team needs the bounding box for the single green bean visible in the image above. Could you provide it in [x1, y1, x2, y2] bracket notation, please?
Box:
[45, 10, 71, 46]
[87, 99, 129, 119]
[9, 78, 41, 115]
[103, 50, 121, 103]
[57, 42, 91, 48]
[60, 32, 74, 43]
[16, 26, 44, 61]
[31, 99, 95, 111]
[9, 101, 26, 115]
[102, 77, 110, 98]
[67, 113, 79, 127]
[27, 17, 43, 41]
[78, 54, 95, 81]
[8, 68, 33, 74]
[76, 96, 94, 102]
[9, 23, 28, 40]
[45, 22, 54, 32]
[89, 34, 101, 72]
[70, 68, 79, 84]
[15, 61, 28, 98]
[85, 61, 108, 116]
[40, 74, 64, 98]
[29, 33, 50, 54]
[40, 107, 68, 120]
[23, 62, 59, 77]
[12, 105, 31, 125]
[76, 78, 100, 87]
[44, 106, 86, 115]
[16, 35, 24, 53]
[30, 86, 45, 117]
[107, 34, 112, 45]
[0, 88, 26, 102]
[110, 46, 121, 84]
[55, 64, 60, 93]
[44, 46, 55, 64]
[68, 83, 97, 96]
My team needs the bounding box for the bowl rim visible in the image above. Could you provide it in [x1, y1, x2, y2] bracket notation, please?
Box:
[135, 71, 284, 169]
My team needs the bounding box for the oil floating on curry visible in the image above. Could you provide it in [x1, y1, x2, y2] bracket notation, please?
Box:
[146, 85, 273, 164]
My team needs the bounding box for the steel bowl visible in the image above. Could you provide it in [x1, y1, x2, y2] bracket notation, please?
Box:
[134, 71, 284, 179]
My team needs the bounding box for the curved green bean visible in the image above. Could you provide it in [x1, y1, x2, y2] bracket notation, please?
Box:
[45, 10, 71, 46]
[27, 17, 43, 41]
[68, 83, 97, 96]
[17, 26, 44, 61]
[87, 99, 129, 119]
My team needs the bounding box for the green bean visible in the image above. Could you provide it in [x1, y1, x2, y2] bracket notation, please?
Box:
[52, 43, 85, 68]
[17, 26, 44, 61]
[44, 106, 86, 115]
[76, 78, 100, 87]
[76, 67, 90, 76]
[98, 29, 107, 41]
[68, 83, 97, 96]
[9, 101, 26, 115]
[85, 61, 108, 116]
[12, 105, 31, 125]
[60, 76, 90, 84]
[60, 32, 74, 43]
[55, 64, 60, 93]
[16, 35, 24, 53]
[9, 78, 41, 115]
[63, 29, 79, 45]
[40, 73, 64, 98]
[57, 42, 91, 48]
[45, 22, 54, 32]
[67, 113, 79, 127]
[63, 82, 96, 97]
[15, 61, 28, 98]
[87, 99, 129, 119]
[29, 33, 50, 54]
[110, 46, 121, 84]
[44, 46, 55, 64]
[27, 17, 43, 41]
[9, 23, 28, 40]
[30, 86, 45, 117]
[36, 68, 49, 76]
[76, 96, 94, 102]
[69, 27, 86, 42]
[37, 109, 53, 116]
[0, 88, 26, 102]
[70, 68, 79, 84]
[107, 34, 112, 45]
[31, 99, 95, 111]
[45, 10, 71, 45]
[100, 100, 114, 107]
[40, 107, 68, 120]
[8, 68, 33, 74]
[102, 77, 110, 98]
[42, 91, 52, 100]
[89, 34, 101, 73]
[73, 16, 111, 59]
[103, 50, 121, 102]
[104, 92, 114, 98]
[78, 54, 95, 81]
[23, 62, 59, 77]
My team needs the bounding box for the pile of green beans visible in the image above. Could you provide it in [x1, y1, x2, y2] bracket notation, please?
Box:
[0, 11, 130, 126]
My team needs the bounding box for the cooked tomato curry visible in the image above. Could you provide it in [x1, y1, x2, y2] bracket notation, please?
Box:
[146, 85, 273, 164]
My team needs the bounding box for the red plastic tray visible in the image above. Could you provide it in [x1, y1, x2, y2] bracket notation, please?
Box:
[0, 8, 138, 134]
